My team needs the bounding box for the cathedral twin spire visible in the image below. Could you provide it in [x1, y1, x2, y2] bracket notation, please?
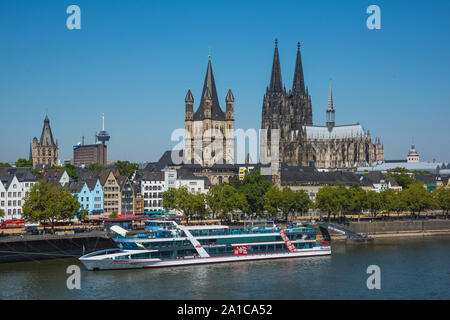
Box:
[269, 39, 305, 95]
[292, 42, 305, 95]
[269, 39, 283, 93]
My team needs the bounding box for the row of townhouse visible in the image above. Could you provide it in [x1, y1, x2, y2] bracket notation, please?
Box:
[0, 168, 37, 221]
[77, 168, 129, 216]
[0, 164, 211, 221]
[66, 179, 104, 216]
[135, 167, 209, 214]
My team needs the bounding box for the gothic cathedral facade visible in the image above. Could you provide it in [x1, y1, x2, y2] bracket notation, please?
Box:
[261, 40, 384, 171]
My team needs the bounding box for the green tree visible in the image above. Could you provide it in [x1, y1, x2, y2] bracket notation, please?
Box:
[189, 193, 208, 220]
[432, 187, 450, 219]
[162, 188, 178, 212]
[15, 158, 33, 167]
[239, 171, 271, 214]
[0, 208, 4, 218]
[0, 163, 11, 167]
[412, 170, 431, 175]
[381, 188, 409, 218]
[349, 185, 368, 222]
[335, 186, 353, 220]
[279, 188, 297, 222]
[315, 185, 339, 222]
[228, 176, 241, 189]
[22, 180, 80, 231]
[87, 163, 107, 170]
[366, 190, 382, 218]
[393, 189, 409, 217]
[63, 163, 79, 180]
[402, 182, 434, 217]
[292, 190, 312, 219]
[206, 184, 247, 221]
[115, 161, 139, 179]
[385, 167, 415, 189]
[174, 187, 193, 222]
[263, 185, 282, 218]
[78, 209, 89, 222]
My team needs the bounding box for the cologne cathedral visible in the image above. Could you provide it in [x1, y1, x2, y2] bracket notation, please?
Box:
[261, 40, 384, 171]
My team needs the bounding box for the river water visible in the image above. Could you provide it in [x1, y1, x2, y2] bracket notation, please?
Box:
[0, 236, 449, 299]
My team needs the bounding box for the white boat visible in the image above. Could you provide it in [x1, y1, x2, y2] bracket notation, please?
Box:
[79, 220, 331, 270]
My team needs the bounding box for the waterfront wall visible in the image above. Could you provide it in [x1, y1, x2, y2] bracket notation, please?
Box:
[345, 219, 450, 235]
[0, 231, 116, 263]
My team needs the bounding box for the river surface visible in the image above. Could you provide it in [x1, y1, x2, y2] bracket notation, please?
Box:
[0, 236, 449, 299]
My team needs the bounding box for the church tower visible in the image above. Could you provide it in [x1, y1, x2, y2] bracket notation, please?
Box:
[261, 40, 310, 166]
[32, 116, 59, 169]
[184, 57, 234, 166]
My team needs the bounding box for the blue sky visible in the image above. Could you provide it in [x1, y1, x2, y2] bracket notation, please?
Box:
[0, 0, 449, 163]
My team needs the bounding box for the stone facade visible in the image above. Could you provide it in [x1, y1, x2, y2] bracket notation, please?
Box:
[184, 58, 234, 167]
[32, 116, 58, 169]
[261, 40, 384, 171]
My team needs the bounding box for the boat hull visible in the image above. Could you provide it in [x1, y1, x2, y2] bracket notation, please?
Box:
[80, 247, 331, 271]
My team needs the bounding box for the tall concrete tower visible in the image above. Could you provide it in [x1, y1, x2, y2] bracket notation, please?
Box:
[96, 112, 110, 145]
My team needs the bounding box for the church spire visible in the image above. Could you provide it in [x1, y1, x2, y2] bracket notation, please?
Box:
[269, 39, 282, 93]
[193, 58, 225, 121]
[201, 59, 219, 106]
[40, 115, 55, 146]
[292, 42, 305, 95]
[326, 84, 335, 131]
[328, 84, 334, 110]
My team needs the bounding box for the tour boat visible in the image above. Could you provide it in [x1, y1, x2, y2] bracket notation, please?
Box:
[79, 220, 331, 270]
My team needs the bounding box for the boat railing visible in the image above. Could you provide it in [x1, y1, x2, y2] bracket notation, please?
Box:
[189, 228, 281, 237]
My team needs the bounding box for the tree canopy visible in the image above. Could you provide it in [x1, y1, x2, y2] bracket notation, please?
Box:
[115, 161, 139, 179]
[87, 163, 107, 170]
[15, 158, 33, 168]
[63, 163, 79, 180]
[385, 167, 417, 188]
[206, 184, 248, 220]
[22, 180, 80, 230]
[238, 171, 272, 214]
[162, 187, 208, 221]
[432, 187, 450, 218]
[401, 182, 435, 216]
